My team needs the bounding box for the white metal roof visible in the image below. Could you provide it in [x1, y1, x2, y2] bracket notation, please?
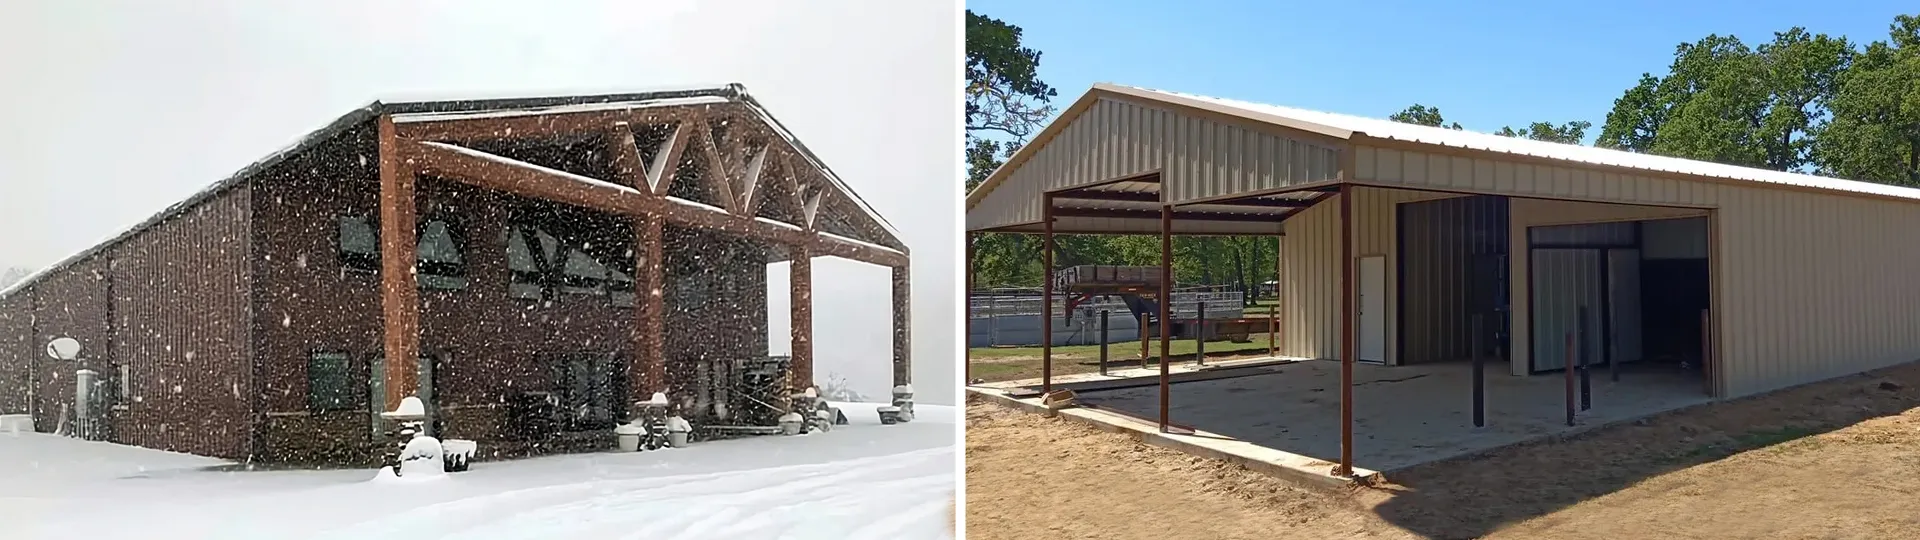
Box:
[1103, 83, 1920, 203]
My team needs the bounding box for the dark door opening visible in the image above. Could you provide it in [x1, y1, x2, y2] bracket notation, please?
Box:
[1396, 195, 1510, 365]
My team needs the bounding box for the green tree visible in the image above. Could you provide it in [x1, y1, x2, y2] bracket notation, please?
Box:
[1496, 121, 1593, 144]
[1815, 15, 1920, 185]
[965, 10, 1060, 288]
[1598, 30, 1853, 172]
[1389, 104, 1463, 129]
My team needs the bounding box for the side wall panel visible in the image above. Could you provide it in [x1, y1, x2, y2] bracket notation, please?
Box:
[30, 257, 110, 434]
[0, 292, 31, 415]
[1360, 144, 1920, 397]
[1277, 187, 1455, 363]
[110, 185, 255, 458]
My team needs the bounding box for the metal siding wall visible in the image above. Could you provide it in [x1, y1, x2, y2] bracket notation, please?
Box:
[0, 293, 30, 414]
[111, 184, 255, 458]
[1365, 142, 1920, 397]
[1529, 249, 1605, 371]
[1398, 196, 1506, 365]
[1277, 187, 1449, 362]
[967, 99, 1168, 230]
[1164, 118, 1340, 204]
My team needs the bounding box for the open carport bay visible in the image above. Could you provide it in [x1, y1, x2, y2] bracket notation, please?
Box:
[1075, 359, 1710, 472]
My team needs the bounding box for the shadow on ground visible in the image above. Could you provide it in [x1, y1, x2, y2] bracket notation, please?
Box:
[1364, 361, 1920, 539]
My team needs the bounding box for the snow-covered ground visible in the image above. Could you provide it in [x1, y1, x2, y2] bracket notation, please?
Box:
[0, 402, 955, 539]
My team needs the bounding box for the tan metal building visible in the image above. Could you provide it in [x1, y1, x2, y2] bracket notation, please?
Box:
[968, 82, 1920, 405]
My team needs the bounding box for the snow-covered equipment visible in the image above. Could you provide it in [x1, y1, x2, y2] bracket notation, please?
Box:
[614, 422, 646, 451]
[381, 396, 429, 474]
[778, 412, 806, 435]
[396, 435, 446, 478]
[889, 384, 916, 424]
[665, 416, 692, 448]
[0, 414, 30, 435]
[877, 405, 902, 425]
[443, 439, 476, 472]
[628, 393, 673, 451]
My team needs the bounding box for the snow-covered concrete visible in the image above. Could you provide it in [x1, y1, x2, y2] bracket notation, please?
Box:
[0, 402, 955, 539]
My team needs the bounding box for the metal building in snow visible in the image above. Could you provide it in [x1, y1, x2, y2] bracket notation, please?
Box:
[0, 85, 911, 464]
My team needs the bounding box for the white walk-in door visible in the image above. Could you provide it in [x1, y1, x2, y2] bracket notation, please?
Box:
[1359, 255, 1386, 363]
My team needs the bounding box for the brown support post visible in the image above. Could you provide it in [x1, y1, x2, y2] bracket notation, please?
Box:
[791, 245, 814, 392]
[638, 215, 666, 398]
[1338, 183, 1355, 477]
[377, 114, 421, 412]
[964, 233, 975, 384]
[1041, 193, 1055, 394]
[891, 263, 911, 387]
[1158, 204, 1173, 433]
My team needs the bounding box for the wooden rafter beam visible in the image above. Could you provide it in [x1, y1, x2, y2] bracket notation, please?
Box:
[402, 138, 907, 267]
[394, 107, 692, 143]
[691, 121, 741, 214]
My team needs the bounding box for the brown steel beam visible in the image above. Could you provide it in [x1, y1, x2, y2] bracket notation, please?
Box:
[402, 140, 908, 267]
[1158, 204, 1173, 433]
[792, 245, 814, 393]
[1055, 190, 1310, 210]
[892, 263, 912, 387]
[1051, 207, 1287, 223]
[1338, 183, 1355, 477]
[377, 114, 421, 412]
[1041, 192, 1055, 395]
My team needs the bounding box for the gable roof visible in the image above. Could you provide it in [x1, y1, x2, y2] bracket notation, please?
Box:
[967, 83, 1920, 226]
[2, 84, 901, 300]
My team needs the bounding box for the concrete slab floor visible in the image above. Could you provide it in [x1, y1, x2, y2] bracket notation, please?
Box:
[1075, 359, 1713, 472]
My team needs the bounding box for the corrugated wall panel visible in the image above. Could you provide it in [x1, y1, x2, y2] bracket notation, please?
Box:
[1355, 145, 1920, 396]
[0, 292, 30, 415]
[967, 99, 1170, 230]
[1398, 196, 1507, 365]
[110, 184, 254, 458]
[1276, 187, 1461, 362]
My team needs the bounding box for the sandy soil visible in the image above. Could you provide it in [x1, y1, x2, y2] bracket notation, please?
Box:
[967, 362, 1920, 539]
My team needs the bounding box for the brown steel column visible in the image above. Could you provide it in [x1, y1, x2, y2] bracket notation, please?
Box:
[1041, 193, 1055, 394]
[377, 114, 420, 412]
[964, 233, 975, 384]
[638, 215, 666, 397]
[1158, 204, 1173, 433]
[1338, 183, 1355, 477]
[791, 245, 814, 392]
[891, 263, 911, 387]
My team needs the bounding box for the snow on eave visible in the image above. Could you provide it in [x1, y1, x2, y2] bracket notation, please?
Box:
[730, 89, 908, 251]
[390, 96, 733, 124]
[0, 104, 381, 302]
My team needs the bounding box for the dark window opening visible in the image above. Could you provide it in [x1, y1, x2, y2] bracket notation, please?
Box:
[336, 215, 470, 290]
[551, 353, 626, 432]
[308, 351, 359, 412]
[504, 221, 638, 307]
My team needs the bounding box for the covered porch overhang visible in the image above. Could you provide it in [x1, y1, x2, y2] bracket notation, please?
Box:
[371, 94, 912, 423]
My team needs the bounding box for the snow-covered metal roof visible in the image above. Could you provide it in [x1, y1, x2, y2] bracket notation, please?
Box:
[1101, 83, 1920, 203]
[1, 84, 903, 300]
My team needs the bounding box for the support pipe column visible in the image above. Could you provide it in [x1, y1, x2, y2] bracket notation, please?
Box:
[377, 114, 421, 412]
[964, 233, 975, 383]
[1041, 193, 1055, 394]
[1338, 183, 1355, 477]
[1158, 204, 1173, 433]
[891, 263, 911, 387]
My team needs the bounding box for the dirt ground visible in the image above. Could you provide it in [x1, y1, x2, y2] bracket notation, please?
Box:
[966, 361, 1920, 539]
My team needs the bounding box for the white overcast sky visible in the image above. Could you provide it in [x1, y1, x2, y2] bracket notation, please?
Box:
[0, 1, 960, 403]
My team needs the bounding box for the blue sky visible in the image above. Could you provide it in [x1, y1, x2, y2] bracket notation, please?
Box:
[969, 0, 1914, 142]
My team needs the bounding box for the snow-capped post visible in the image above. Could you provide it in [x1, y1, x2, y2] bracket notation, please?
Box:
[892, 384, 915, 423]
[665, 414, 692, 448]
[380, 396, 431, 475]
[614, 421, 645, 451]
